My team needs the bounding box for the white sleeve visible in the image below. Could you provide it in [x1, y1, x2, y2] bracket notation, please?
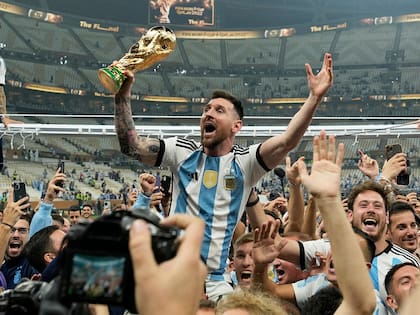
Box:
[300, 238, 331, 270]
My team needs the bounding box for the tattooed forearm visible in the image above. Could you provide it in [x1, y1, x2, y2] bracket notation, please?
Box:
[115, 93, 160, 166]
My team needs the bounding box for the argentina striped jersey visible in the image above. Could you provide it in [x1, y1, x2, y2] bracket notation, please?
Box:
[160, 137, 267, 280]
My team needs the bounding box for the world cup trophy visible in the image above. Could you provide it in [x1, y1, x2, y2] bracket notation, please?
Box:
[98, 26, 176, 94]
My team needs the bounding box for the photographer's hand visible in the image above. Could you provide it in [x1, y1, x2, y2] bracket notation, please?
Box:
[129, 214, 207, 315]
[382, 152, 407, 181]
[44, 169, 66, 203]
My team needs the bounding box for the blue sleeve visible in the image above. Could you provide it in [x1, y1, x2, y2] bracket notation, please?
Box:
[29, 202, 53, 238]
[132, 193, 151, 209]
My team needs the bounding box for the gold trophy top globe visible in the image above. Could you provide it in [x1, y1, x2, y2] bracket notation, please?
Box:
[98, 26, 176, 94]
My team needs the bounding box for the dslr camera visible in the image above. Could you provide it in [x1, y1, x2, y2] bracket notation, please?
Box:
[0, 207, 180, 315]
[59, 207, 180, 313]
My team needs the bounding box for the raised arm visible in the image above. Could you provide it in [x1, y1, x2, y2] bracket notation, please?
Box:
[0, 188, 30, 261]
[301, 196, 318, 240]
[251, 220, 296, 304]
[259, 53, 333, 169]
[284, 156, 305, 233]
[114, 71, 161, 167]
[298, 131, 376, 315]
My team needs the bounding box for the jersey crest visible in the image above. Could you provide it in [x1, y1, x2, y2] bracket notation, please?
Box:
[203, 170, 217, 189]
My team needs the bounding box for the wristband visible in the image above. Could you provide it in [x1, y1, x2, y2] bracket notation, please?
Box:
[2, 222, 14, 229]
[246, 196, 259, 207]
[288, 181, 299, 187]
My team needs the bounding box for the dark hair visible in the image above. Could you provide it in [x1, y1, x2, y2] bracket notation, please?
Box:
[68, 205, 81, 213]
[211, 90, 243, 119]
[19, 213, 32, 225]
[24, 225, 60, 272]
[81, 203, 93, 210]
[389, 201, 417, 226]
[347, 180, 390, 212]
[51, 214, 64, 225]
[352, 226, 376, 263]
[300, 285, 343, 315]
[385, 262, 418, 294]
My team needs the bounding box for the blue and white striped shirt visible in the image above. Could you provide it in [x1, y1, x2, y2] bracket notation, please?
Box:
[161, 137, 267, 279]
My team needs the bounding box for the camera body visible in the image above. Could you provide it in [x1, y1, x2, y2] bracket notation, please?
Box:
[58, 207, 180, 313]
[0, 207, 179, 315]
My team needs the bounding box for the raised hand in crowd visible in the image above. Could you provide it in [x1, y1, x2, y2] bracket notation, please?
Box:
[43, 168, 66, 203]
[306, 53, 334, 99]
[139, 173, 164, 209]
[381, 152, 407, 182]
[129, 214, 207, 315]
[264, 195, 287, 218]
[0, 188, 30, 261]
[127, 187, 138, 208]
[296, 130, 376, 315]
[252, 220, 284, 268]
[139, 173, 156, 196]
[284, 156, 305, 233]
[405, 191, 420, 215]
[357, 149, 379, 180]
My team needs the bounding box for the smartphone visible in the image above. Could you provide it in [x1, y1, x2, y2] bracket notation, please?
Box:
[57, 161, 65, 173]
[131, 184, 137, 193]
[155, 174, 161, 189]
[161, 175, 171, 193]
[56, 161, 65, 190]
[385, 144, 402, 160]
[384, 144, 409, 185]
[397, 160, 410, 186]
[13, 182, 27, 202]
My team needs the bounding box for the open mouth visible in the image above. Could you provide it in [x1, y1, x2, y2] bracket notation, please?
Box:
[363, 218, 377, 228]
[203, 122, 216, 135]
[240, 271, 252, 280]
[276, 269, 285, 280]
[9, 241, 22, 249]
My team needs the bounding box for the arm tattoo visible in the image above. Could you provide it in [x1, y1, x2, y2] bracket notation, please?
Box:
[115, 93, 160, 165]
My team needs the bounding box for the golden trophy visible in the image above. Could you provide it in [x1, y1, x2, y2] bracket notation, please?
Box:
[98, 26, 176, 94]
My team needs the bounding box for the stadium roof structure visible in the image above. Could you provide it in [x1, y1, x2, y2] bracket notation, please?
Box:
[3, 115, 419, 140]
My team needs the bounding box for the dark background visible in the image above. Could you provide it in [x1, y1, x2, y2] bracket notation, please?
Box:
[8, 0, 420, 28]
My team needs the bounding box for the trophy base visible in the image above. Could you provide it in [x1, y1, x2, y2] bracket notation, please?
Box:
[98, 66, 126, 94]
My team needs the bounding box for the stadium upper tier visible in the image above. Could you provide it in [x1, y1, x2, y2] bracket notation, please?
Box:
[0, 2, 419, 138]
